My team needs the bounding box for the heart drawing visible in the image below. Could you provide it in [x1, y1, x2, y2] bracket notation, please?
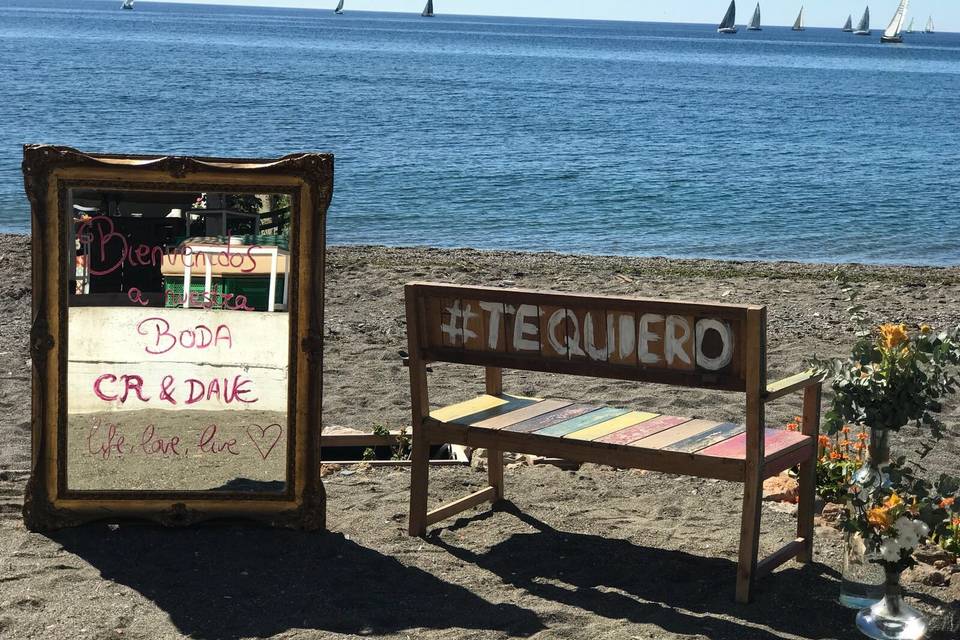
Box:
[246, 423, 283, 460]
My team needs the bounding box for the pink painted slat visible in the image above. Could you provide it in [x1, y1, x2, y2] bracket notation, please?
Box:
[595, 415, 690, 446]
[699, 429, 810, 459]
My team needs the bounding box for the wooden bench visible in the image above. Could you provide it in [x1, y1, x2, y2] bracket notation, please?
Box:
[403, 282, 822, 603]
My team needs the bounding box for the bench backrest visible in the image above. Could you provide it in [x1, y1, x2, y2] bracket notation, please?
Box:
[405, 282, 767, 393]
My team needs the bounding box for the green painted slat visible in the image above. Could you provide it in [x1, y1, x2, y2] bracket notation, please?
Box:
[503, 404, 599, 433]
[534, 406, 630, 438]
[664, 422, 745, 453]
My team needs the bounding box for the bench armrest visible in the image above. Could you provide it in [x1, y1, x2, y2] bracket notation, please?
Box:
[763, 370, 823, 402]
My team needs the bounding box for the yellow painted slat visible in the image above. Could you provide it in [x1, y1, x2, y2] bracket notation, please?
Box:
[430, 395, 507, 423]
[629, 418, 722, 450]
[564, 410, 659, 441]
[451, 394, 542, 426]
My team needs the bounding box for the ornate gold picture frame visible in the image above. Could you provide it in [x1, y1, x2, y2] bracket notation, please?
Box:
[22, 145, 332, 530]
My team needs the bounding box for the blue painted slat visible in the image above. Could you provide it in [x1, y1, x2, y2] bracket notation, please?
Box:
[664, 422, 745, 453]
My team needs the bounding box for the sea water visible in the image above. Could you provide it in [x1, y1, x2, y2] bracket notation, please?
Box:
[1, 0, 958, 265]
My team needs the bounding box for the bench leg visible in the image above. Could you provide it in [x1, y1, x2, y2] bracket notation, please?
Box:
[797, 383, 822, 562]
[736, 469, 763, 604]
[408, 432, 431, 537]
[487, 449, 504, 500]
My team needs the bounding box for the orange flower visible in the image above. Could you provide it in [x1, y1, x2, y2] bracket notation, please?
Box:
[830, 451, 841, 460]
[953, 517, 960, 528]
[940, 497, 956, 509]
[841, 425, 851, 435]
[878, 323, 909, 350]
[854, 441, 865, 451]
[786, 422, 799, 432]
[857, 432, 869, 441]
[883, 493, 903, 510]
[818, 435, 831, 448]
[868, 507, 892, 529]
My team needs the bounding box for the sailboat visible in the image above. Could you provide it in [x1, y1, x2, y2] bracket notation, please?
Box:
[747, 3, 761, 31]
[791, 6, 805, 31]
[334, 0, 344, 14]
[842, 15, 853, 32]
[717, 0, 737, 34]
[121, 0, 133, 9]
[880, 0, 909, 43]
[905, 17, 914, 33]
[853, 7, 870, 35]
[421, 0, 434, 17]
[923, 16, 934, 33]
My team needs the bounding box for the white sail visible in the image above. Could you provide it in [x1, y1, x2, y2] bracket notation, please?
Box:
[748, 3, 760, 29]
[855, 7, 870, 33]
[906, 17, 914, 33]
[792, 7, 804, 30]
[120, 0, 133, 8]
[843, 15, 853, 31]
[883, 0, 909, 39]
[334, 0, 344, 13]
[718, 0, 736, 31]
[924, 16, 934, 33]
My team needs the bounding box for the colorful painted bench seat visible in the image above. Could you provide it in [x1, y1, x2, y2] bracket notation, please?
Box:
[430, 393, 812, 477]
[404, 282, 823, 603]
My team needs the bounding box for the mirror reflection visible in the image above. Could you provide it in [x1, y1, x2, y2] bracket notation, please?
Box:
[65, 189, 292, 492]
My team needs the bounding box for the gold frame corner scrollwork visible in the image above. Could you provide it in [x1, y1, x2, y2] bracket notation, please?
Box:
[22, 145, 332, 531]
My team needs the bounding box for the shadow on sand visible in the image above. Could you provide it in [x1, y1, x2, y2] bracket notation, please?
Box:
[425, 501, 954, 640]
[51, 524, 545, 640]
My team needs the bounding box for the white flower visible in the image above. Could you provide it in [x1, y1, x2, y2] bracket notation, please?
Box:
[895, 519, 918, 545]
[914, 520, 930, 538]
[880, 538, 902, 563]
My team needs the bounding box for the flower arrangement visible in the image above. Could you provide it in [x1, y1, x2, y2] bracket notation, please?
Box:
[813, 320, 960, 440]
[842, 461, 960, 570]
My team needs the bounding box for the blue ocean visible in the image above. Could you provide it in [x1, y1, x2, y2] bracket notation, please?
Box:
[1, 0, 958, 265]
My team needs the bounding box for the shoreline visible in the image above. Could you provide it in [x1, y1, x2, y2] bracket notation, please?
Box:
[4, 233, 960, 278]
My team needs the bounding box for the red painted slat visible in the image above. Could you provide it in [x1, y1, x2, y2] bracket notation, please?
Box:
[595, 415, 689, 445]
[698, 429, 810, 459]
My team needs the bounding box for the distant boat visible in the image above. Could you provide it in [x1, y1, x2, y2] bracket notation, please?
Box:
[842, 14, 853, 32]
[747, 3, 761, 31]
[121, 0, 133, 9]
[792, 6, 805, 31]
[334, 0, 344, 14]
[905, 17, 914, 33]
[421, 0, 434, 17]
[924, 16, 934, 33]
[881, 0, 909, 43]
[853, 6, 871, 35]
[717, 0, 737, 34]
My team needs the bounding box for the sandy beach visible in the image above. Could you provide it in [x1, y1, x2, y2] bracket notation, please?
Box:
[1, 234, 958, 639]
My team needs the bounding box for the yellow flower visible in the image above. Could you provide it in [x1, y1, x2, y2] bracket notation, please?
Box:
[920, 324, 932, 334]
[868, 507, 892, 529]
[878, 323, 909, 350]
[883, 493, 903, 510]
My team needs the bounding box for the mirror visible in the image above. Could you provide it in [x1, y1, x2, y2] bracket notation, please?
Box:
[67, 189, 293, 492]
[23, 146, 331, 530]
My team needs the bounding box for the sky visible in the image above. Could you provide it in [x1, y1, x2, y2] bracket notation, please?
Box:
[145, 0, 958, 31]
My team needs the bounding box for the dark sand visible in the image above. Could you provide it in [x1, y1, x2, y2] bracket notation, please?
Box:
[1, 235, 958, 639]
